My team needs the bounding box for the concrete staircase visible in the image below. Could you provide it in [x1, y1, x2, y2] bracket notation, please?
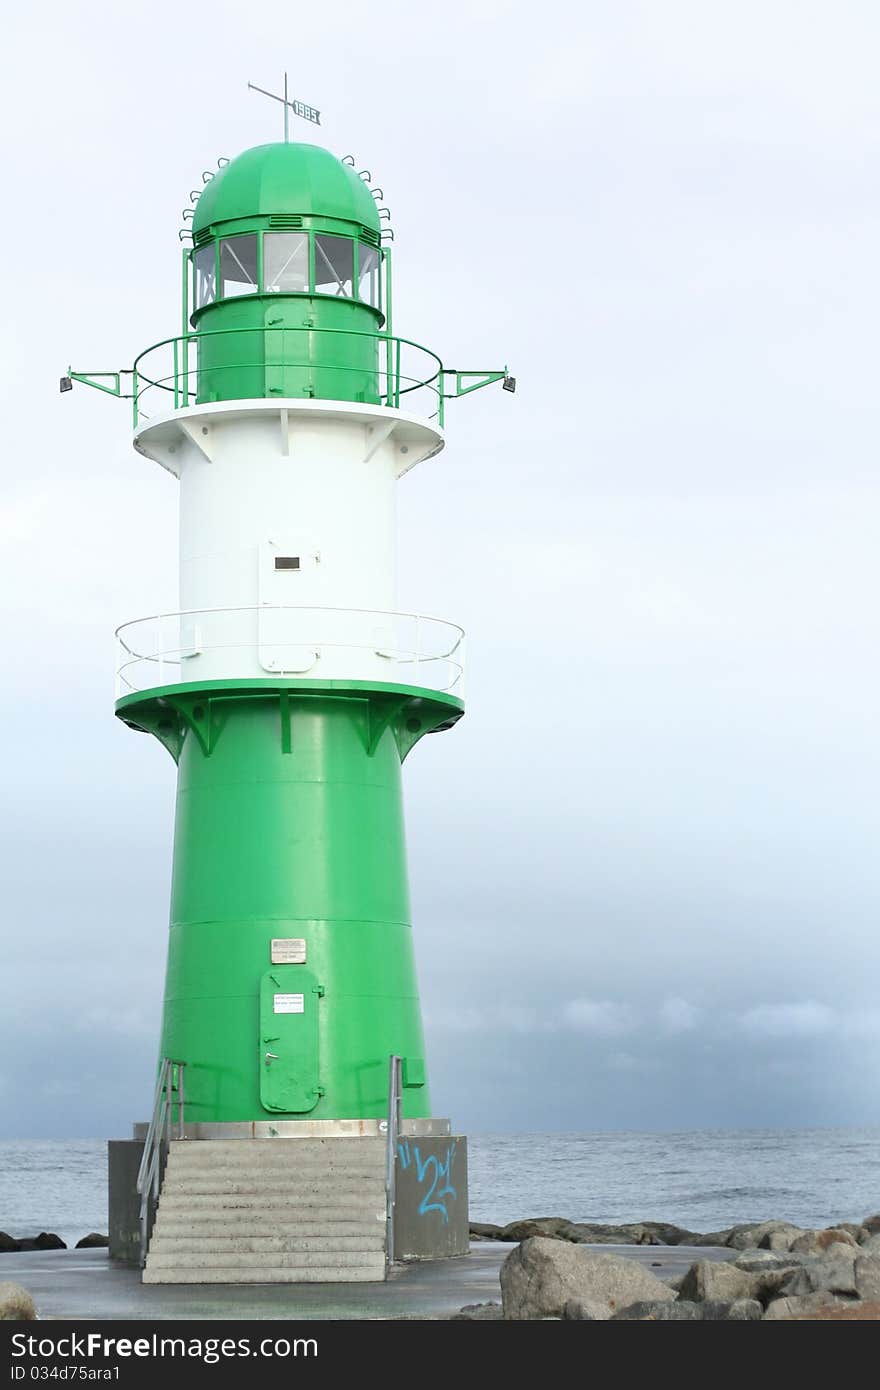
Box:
[143, 1137, 387, 1284]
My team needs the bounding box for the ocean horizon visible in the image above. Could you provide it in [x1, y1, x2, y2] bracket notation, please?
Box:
[0, 1127, 877, 1250]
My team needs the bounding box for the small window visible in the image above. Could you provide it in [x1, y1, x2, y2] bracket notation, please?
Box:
[314, 234, 353, 297]
[274, 556, 301, 570]
[358, 244, 380, 308]
[264, 233, 309, 293]
[220, 234, 258, 298]
[194, 244, 216, 309]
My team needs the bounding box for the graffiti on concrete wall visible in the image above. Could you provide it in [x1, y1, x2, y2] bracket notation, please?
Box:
[397, 1138, 457, 1223]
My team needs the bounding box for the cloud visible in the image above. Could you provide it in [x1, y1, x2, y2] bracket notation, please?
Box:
[560, 999, 636, 1036]
[738, 1002, 835, 1038]
[659, 997, 701, 1033]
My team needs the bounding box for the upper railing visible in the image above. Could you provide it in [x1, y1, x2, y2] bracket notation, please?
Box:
[65, 328, 512, 430]
[133, 327, 446, 428]
[115, 604, 466, 699]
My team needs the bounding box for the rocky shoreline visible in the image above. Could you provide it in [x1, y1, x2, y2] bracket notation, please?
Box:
[0, 1231, 108, 1253]
[459, 1212, 880, 1319]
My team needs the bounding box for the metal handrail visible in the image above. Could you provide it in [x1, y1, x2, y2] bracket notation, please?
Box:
[385, 1054, 403, 1266]
[113, 604, 466, 698]
[131, 326, 446, 429]
[136, 1058, 185, 1267]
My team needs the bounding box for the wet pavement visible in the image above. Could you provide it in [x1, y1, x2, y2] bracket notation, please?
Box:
[3, 1242, 733, 1321]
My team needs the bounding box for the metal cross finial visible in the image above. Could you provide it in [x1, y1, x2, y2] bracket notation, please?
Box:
[247, 73, 321, 142]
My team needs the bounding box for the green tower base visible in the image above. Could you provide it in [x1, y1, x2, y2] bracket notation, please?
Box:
[117, 679, 462, 1126]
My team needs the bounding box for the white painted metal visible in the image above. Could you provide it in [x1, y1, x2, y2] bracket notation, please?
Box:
[129, 399, 452, 689]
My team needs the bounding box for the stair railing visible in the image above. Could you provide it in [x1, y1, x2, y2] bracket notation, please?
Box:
[385, 1054, 403, 1265]
[136, 1058, 186, 1267]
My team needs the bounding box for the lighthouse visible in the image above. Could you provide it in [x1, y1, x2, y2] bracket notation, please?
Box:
[67, 101, 510, 1282]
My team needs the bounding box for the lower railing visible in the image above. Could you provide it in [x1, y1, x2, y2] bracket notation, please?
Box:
[136, 1058, 186, 1268]
[115, 605, 465, 698]
[385, 1054, 403, 1266]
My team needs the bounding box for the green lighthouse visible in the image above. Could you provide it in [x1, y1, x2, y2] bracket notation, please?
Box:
[68, 109, 510, 1280]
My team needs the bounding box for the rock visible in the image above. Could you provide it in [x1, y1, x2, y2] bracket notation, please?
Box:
[783, 1300, 880, 1320]
[763, 1292, 851, 1319]
[679, 1259, 758, 1304]
[469, 1223, 504, 1241]
[452, 1302, 503, 1320]
[562, 1299, 610, 1320]
[499, 1217, 577, 1243]
[0, 1283, 37, 1320]
[75, 1233, 109, 1250]
[855, 1254, 880, 1301]
[612, 1299, 763, 1321]
[0, 1234, 21, 1254]
[690, 1229, 735, 1246]
[723, 1220, 804, 1251]
[17, 1233, 66, 1252]
[778, 1248, 858, 1299]
[789, 1228, 857, 1256]
[861, 1214, 880, 1236]
[500, 1237, 676, 1320]
[733, 1250, 803, 1273]
[859, 1234, 880, 1258]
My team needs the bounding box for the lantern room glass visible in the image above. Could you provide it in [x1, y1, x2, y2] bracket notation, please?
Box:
[219, 235, 258, 298]
[264, 233, 309, 293]
[314, 235, 353, 297]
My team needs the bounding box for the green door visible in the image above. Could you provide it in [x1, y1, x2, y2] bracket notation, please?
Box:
[259, 966, 322, 1113]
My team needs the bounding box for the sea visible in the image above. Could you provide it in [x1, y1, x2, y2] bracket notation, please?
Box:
[0, 1130, 877, 1249]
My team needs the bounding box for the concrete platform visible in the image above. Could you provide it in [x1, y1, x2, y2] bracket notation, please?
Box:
[1, 1243, 733, 1321]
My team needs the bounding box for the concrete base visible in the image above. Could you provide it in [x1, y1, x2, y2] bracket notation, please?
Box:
[108, 1140, 146, 1266]
[3, 1243, 735, 1321]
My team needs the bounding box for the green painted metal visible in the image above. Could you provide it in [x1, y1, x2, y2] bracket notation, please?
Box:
[118, 685, 450, 1122]
[259, 967, 323, 1112]
[192, 144, 380, 236]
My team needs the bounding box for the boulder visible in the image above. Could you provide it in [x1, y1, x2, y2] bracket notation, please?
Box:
[500, 1237, 676, 1320]
[612, 1299, 763, 1321]
[724, 1220, 804, 1251]
[732, 1250, 803, 1273]
[859, 1234, 880, 1258]
[17, 1233, 66, 1252]
[763, 1292, 851, 1320]
[0, 1283, 37, 1320]
[855, 1255, 880, 1301]
[562, 1299, 610, 1320]
[0, 1234, 21, 1254]
[778, 1248, 858, 1299]
[679, 1259, 758, 1304]
[789, 1228, 857, 1256]
[469, 1223, 504, 1241]
[862, 1214, 880, 1236]
[452, 1302, 504, 1320]
[783, 1301, 880, 1320]
[499, 1217, 577, 1243]
[74, 1234, 109, 1256]
[75, 1233, 109, 1250]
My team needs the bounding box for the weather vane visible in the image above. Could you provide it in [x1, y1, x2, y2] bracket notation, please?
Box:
[248, 73, 321, 143]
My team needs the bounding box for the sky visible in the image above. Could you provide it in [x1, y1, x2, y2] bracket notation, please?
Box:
[2, 0, 880, 1137]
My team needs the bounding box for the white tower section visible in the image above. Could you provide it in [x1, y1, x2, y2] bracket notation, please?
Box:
[116, 400, 465, 697]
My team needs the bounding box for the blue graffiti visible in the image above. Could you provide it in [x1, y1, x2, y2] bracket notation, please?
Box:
[398, 1139, 457, 1223]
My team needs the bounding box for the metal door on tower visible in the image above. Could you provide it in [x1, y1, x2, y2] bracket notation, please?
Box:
[259, 966, 323, 1113]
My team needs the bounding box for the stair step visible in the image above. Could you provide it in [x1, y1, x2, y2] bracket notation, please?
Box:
[167, 1139, 384, 1160]
[146, 1249, 383, 1270]
[149, 1234, 385, 1254]
[153, 1218, 384, 1238]
[157, 1184, 380, 1206]
[165, 1160, 384, 1179]
[162, 1178, 384, 1195]
[143, 1264, 386, 1284]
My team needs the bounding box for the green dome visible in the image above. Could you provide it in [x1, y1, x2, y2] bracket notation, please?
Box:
[193, 143, 381, 235]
